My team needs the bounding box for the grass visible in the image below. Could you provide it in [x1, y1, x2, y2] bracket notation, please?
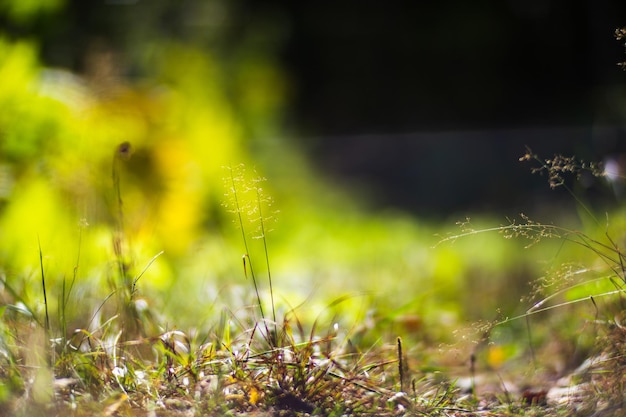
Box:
[0, 148, 625, 417]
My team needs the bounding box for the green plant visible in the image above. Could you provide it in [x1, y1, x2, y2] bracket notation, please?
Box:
[439, 147, 626, 414]
[223, 164, 280, 348]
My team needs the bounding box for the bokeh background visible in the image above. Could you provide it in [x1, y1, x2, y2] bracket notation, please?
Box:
[1, 0, 625, 353]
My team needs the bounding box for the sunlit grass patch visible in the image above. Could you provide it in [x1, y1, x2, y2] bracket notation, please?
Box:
[1, 25, 626, 414]
[0, 145, 624, 416]
[431, 148, 626, 414]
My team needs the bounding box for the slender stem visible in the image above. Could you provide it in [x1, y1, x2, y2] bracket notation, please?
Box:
[38, 237, 50, 335]
[229, 167, 266, 323]
[67, 223, 83, 306]
[112, 147, 128, 290]
[397, 337, 405, 392]
[525, 315, 536, 370]
[257, 189, 277, 328]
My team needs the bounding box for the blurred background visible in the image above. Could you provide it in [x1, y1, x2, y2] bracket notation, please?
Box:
[0, 0, 625, 353]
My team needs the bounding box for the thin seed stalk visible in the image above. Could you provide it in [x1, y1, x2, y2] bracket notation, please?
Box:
[257, 188, 277, 337]
[228, 167, 266, 323]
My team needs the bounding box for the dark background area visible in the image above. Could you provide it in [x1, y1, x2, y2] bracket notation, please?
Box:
[10, 0, 626, 218]
[276, 1, 626, 217]
[280, 1, 626, 133]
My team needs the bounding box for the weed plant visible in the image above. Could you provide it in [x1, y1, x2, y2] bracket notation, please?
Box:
[439, 147, 626, 415]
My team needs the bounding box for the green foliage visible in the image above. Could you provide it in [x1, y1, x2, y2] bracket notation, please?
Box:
[0, 0, 64, 24]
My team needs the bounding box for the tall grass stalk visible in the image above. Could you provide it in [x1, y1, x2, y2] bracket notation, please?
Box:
[131, 251, 164, 298]
[256, 186, 277, 331]
[37, 237, 50, 337]
[111, 141, 152, 340]
[439, 148, 626, 380]
[112, 142, 131, 291]
[230, 179, 264, 324]
[59, 220, 86, 355]
[225, 165, 277, 345]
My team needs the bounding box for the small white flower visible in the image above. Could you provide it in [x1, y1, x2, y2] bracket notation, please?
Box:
[112, 366, 127, 378]
[135, 298, 149, 312]
[135, 370, 145, 384]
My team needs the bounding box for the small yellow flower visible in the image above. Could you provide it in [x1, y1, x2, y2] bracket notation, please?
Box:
[249, 386, 262, 406]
